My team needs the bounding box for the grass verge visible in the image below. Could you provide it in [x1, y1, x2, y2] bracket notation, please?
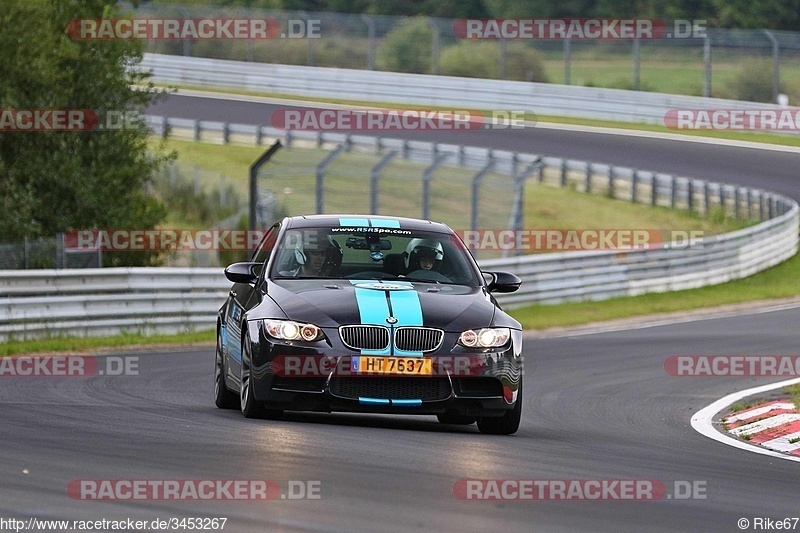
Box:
[0, 330, 214, 357]
[510, 246, 800, 330]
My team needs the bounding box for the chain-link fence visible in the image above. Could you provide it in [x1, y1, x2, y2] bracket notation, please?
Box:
[253, 137, 518, 260]
[0, 236, 101, 270]
[126, 3, 800, 102]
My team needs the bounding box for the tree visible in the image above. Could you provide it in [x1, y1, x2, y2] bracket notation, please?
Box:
[0, 0, 170, 265]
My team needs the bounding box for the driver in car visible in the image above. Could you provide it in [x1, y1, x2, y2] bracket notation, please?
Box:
[404, 239, 444, 273]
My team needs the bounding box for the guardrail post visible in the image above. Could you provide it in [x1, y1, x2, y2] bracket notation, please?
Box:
[255, 126, 263, 146]
[471, 152, 495, 232]
[193, 120, 201, 141]
[222, 123, 230, 144]
[687, 179, 694, 213]
[585, 162, 592, 193]
[370, 150, 398, 214]
[607, 166, 615, 198]
[344, 134, 353, 153]
[670, 175, 677, 209]
[704, 182, 711, 215]
[759, 193, 765, 221]
[769, 196, 776, 219]
[161, 117, 170, 139]
[651, 174, 659, 207]
[747, 189, 753, 220]
[560, 159, 568, 187]
[719, 185, 726, 211]
[536, 161, 544, 183]
[458, 145, 466, 166]
[402, 139, 410, 159]
[374, 136, 382, 154]
[316, 144, 346, 214]
[631, 169, 638, 203]
[734, 188, 741, 219]
[316, 131, 324, 148]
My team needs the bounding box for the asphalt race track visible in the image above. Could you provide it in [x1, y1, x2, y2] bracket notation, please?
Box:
[2, 93, 799, 532]
[4, 310, 800, 532]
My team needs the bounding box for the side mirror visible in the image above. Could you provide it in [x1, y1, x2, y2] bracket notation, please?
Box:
[484, 271, 521, 293]
[225, 262, 260, 284]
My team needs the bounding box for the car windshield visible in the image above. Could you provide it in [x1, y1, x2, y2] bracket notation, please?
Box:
[270, 226, 482, 286]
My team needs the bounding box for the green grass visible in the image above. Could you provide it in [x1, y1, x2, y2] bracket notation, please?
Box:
[510, 247, 800, 330]
[0, 329, 214, 357]
[785, 384, 800, 410]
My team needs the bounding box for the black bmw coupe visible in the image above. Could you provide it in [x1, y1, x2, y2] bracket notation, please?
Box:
[215, 214, 524, 434]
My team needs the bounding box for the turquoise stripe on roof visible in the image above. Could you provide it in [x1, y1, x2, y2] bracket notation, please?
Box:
[339, 217, 370, 227]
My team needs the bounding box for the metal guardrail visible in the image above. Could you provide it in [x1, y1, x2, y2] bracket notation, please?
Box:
[140, 53, 795, 124]
[0, 114, 796, 340]
[0, 268, 228, 340]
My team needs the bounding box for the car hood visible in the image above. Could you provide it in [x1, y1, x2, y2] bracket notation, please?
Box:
[261, 279, 501, 331]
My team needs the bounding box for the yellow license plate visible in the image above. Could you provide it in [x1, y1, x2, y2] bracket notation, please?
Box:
[358, 356, 432, 375]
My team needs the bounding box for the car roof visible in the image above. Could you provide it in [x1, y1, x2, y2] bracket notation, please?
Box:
[282, 214, 453, 233]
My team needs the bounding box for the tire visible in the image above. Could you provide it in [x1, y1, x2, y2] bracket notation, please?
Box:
[437, 414, 476, 425]
[214, 329, 238, 409]
[240, 336, 283, 420]
[477, 381, 522, 435]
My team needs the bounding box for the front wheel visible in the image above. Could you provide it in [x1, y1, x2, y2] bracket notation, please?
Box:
[477, 382, 522, 435]
[240, 337, 283, 420]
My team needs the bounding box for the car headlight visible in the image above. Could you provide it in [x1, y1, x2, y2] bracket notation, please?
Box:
[263, 320, 324, 342]
[458, 327, 511, 348]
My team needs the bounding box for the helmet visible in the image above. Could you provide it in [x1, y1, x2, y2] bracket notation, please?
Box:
[404, 238, 443, 269]
[294, 232, 342, 273]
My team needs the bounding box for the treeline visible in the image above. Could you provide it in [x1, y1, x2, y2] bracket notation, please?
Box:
[146, 0, 800, 31]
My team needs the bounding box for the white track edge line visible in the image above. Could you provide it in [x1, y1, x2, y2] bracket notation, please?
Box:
[691, 377, 800, 463]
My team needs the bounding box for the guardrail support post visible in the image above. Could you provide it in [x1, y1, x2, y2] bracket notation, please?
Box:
[222, 123, 230, 144]
[585, 162, 592, 193]
[193, 120, 201, 141]
[651, 174, 659, 207]
[687, 179, 694, 212]
[608, 166, 615, 199]
[734, 188, 741, 219]
[631, 169, 638, 203]
[560, 159, 568, 187]
[704, 182, 711, 215]
[670, 175, 677, 209]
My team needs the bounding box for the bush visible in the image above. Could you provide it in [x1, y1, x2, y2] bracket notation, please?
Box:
[440, 42, 549, 82]
[727, 60, 779, 103]
[376, 17, 434, 74]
